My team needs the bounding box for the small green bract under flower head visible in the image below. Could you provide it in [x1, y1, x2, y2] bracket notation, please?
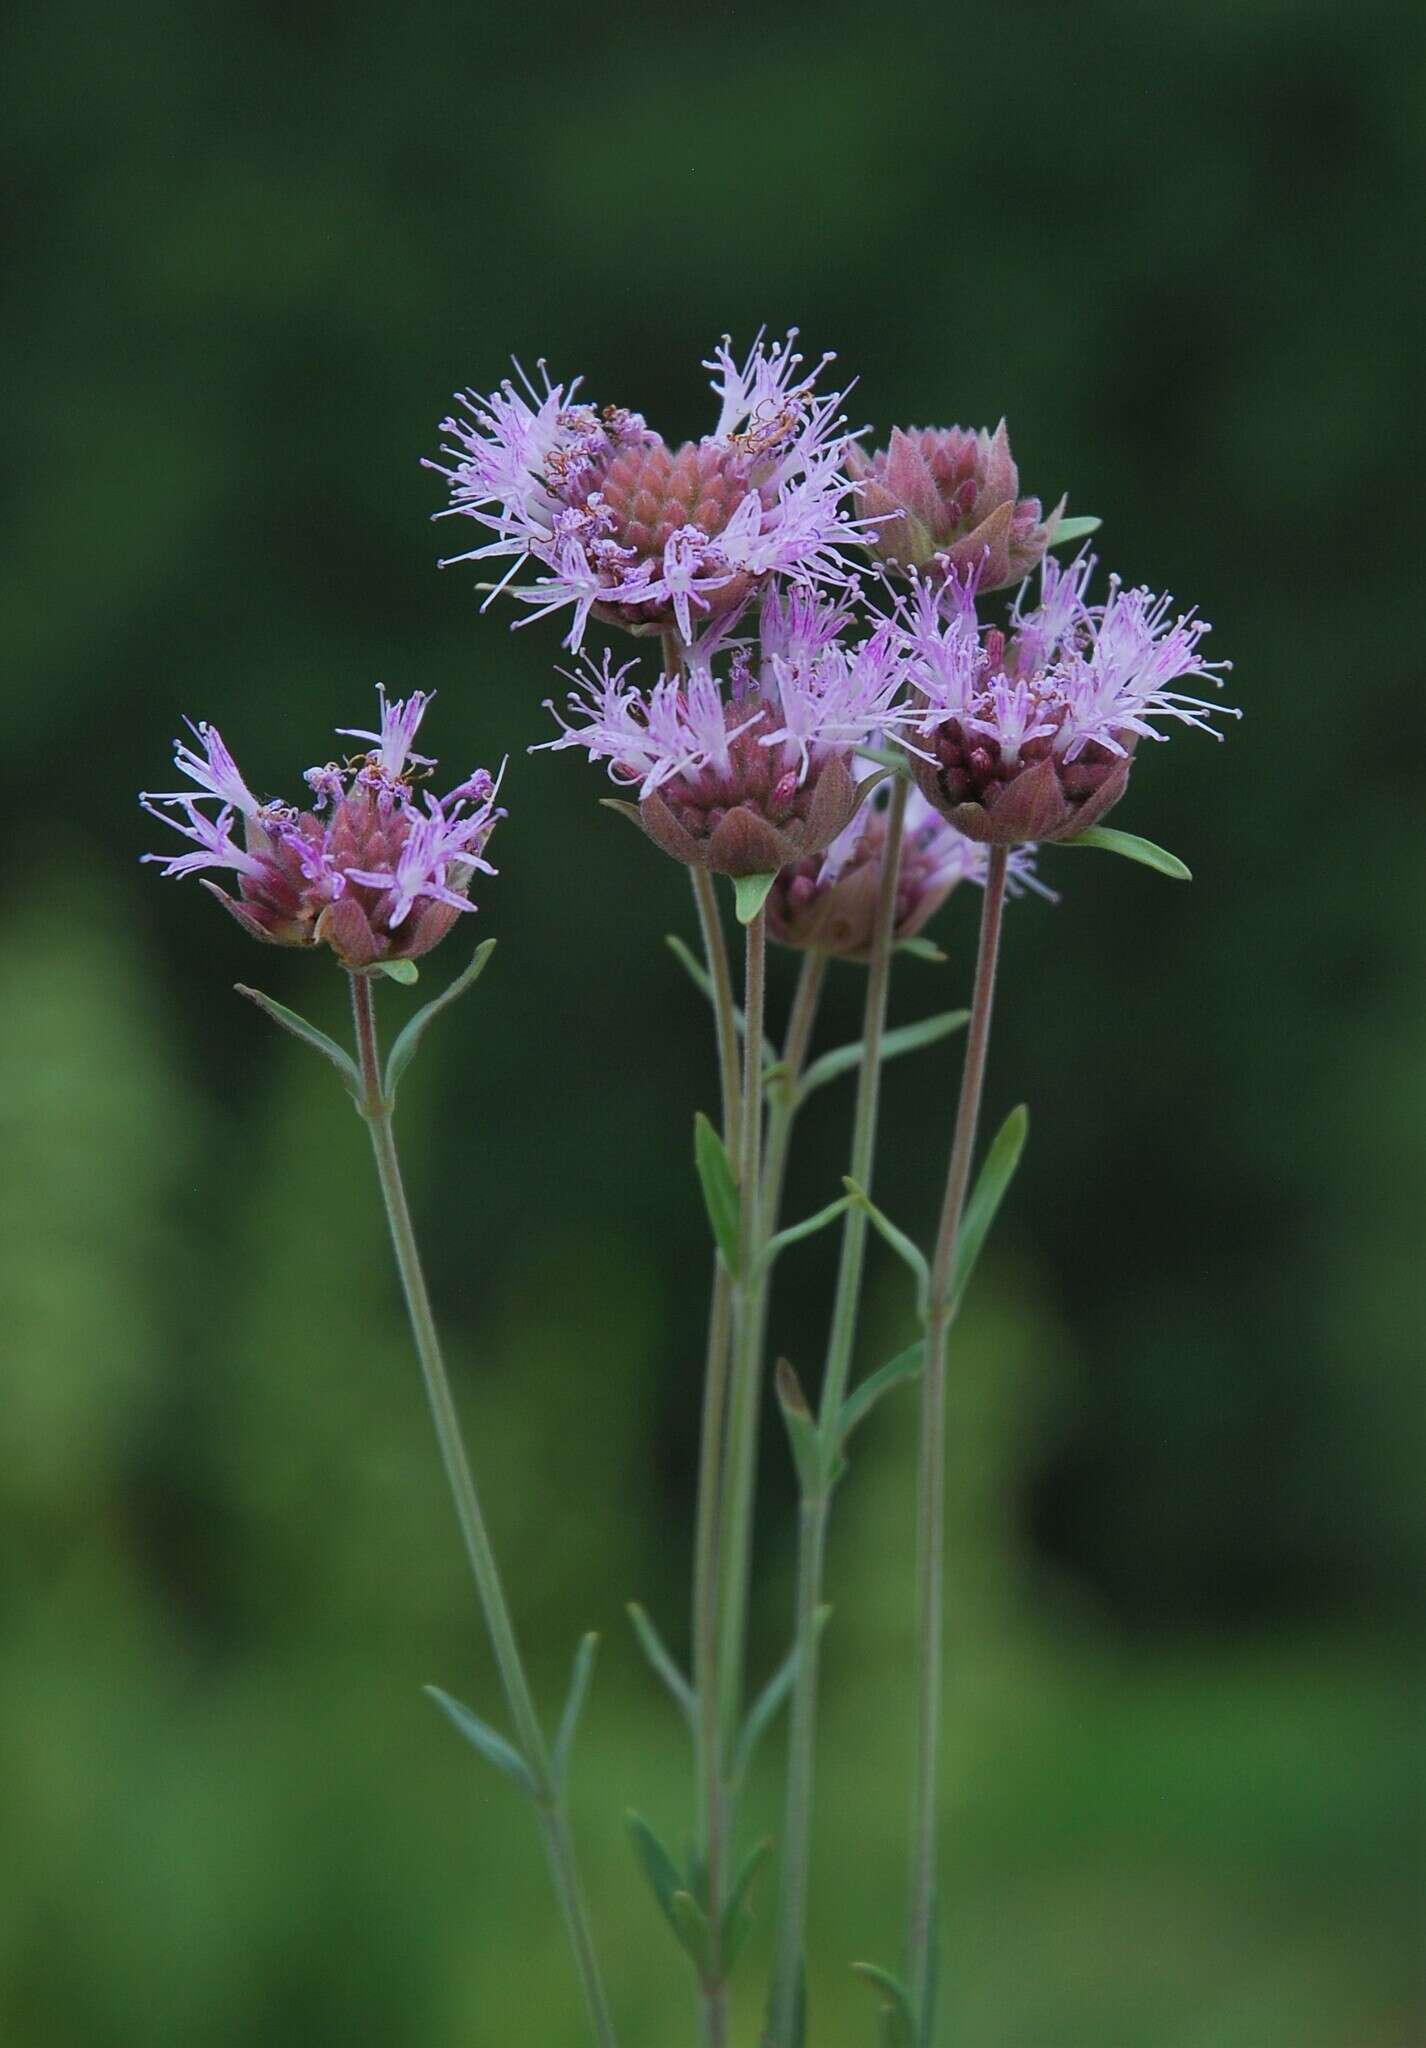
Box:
[141, 687, 504, 969]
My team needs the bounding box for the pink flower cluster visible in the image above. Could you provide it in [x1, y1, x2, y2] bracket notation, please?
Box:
[902, 554, 1236, 845]
[426, 332, 866, 652]
[142, 688, 502, 968]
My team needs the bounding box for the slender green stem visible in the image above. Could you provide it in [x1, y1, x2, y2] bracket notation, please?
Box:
[687, 867, 741, 2048]
[906, 844, 1010, 2038]
[691, 868, 743, 1169]
[769, 776, 909, 2044]
[716, 907, 769, 1744]
[760, 950, 827, 1235]
[348, 972, 617, 2048]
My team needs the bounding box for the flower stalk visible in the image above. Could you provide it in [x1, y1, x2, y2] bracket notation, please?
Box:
[688, 864, 740, 2048]
[905, 843, 1010, 2035]
[348, 970, 617, 2048]
[717, 904, 769, 1741]
[768, 773, 910, 2045]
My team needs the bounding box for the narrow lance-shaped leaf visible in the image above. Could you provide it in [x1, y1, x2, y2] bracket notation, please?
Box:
[1046, 512, 1103, 547]
[694, 1112, 742, 1273]
[733, 1606, 832, 1783]
[896, 935, 947, 963]
[837, 1341, 924, 1447]
[756, 1193, 853, 1277]
[732, 870, 778, 925]
[425, 1685, 537, 1798]
[384, 937, 496, 1099]
[721, 1837, 773, 1965]
[1058, 825, 1192, 881]
[844, 1178, 930, 1317]
[949, 1104, 1028, 1313]
[235, 984, 362, 1098]
[850, 1962, 916, 2048]
[626, 1811, 706, 1971]
[664, 935, 777, 1068]
[799, 1010, 969, 1100]
[625, 1603, 695, 1726]
[552, 1632, 599, 1790]
[775, 1357, 824, 1495]
[853, 741, 912, 776]
[669, 1890, 713, 1974]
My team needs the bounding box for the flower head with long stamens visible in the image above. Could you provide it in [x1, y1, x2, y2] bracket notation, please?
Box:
[142, 687, 503, 968]
[427, 332, 869, 653]
[767, 782, 1052, 960]
[902, 554, 1236, 845]
[848, 421, 1065, 591]
[537, 590, 914, 876]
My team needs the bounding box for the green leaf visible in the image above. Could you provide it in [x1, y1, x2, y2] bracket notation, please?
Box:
[853, 742, 910, 775]
[383, 938, 496, 1099]
[732, 871, 778, 925]
[626, 1811, 700, 1962]
[234, 984, 362, 1098]
[664, 935, 776, 1068]
[799, 1010, 969, 1100]
[721, 1838, 773, 1964]
[774, 1357, 824, 1494]
[896, 935, 947, 963]
[553, 1632, 599, 1790]
[838, 1341, 924, 1446]
[598, 795, 643, 832]
[733, 1607, 832, 1783]
[625, 1603, 695, 1725]
[949, 1105, 1029, 1313]
[850, 1962, 916, 2048]
[756, 1193, 853, 1276]
[694, 1112, 742, 1273]
[844, 1178, 929, 1317]
[666, 932, 717, 1005]
[670, 1890, 713, 1974]
[378, 957, 419, 984]
[1059, 825, 1192, 881]
[425, 1685, 536, 1798]
[1047, 513, 1102, 547]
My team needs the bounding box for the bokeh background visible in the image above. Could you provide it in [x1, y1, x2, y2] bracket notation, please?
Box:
[4, 2, 1422, 2042]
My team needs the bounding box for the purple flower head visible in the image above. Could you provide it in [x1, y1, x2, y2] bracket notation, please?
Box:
[848, 421, 1064, 592]
[427, 332, 869, 653]
[142, 688, 503, 968]
[767, 783, 1051, 961]
[536, 589, 913, 877]
[903, 554, 1237, 845]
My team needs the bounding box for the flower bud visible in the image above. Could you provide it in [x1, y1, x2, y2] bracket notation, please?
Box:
[848, 422, 1062, 592]
[767, 785, 1047, 958]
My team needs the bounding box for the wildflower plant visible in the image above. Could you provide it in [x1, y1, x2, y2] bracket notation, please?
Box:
[145, 328, 1235, 2048]
[143, 687, 617, 2046]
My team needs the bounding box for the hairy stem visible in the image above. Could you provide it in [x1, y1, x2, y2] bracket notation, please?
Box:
[906, 844, 1010, 2037]
[769, 775, 909, 2044]
[687, 867, 741, 2048]
[760, 950, 827, 1241]
[349, 972, 617, 2048]
[716, 908, 769, 1745]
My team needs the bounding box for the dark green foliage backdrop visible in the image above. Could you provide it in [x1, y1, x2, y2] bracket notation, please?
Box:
[3, 2, 1421, 2042]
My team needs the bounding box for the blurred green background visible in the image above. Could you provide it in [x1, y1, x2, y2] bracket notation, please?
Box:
[3, 1, 1421, 2042]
